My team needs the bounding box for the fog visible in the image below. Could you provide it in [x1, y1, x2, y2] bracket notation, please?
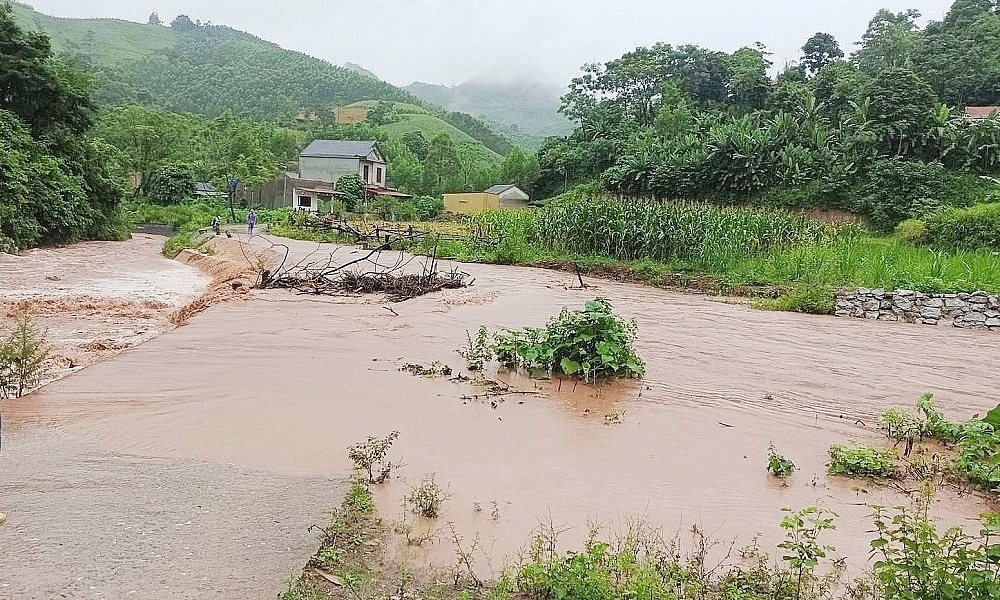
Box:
[29, 0, 955, 88]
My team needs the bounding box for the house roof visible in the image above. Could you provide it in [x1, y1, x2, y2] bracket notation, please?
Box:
[964, 106, 1000, 119]
[485, 184, 517, 195]
[300, 140, 381, 159]
[195, 182, 218, 193]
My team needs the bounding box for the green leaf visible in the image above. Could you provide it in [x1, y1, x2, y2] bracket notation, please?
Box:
[560, 358, 581, 375]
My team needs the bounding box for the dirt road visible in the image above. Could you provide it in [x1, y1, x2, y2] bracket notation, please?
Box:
[3, 236, 998, 596]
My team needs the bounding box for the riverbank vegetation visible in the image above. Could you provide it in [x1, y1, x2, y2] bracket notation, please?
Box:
[0, 5, 126, 253]
[281, 443, 1000, 600]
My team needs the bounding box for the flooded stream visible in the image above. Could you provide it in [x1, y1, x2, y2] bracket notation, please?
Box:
[2, 236, 998, 597]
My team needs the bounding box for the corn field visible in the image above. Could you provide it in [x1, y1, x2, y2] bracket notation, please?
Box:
[474, 197, 824, 266]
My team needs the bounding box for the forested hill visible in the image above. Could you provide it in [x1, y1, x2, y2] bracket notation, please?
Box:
[406, 76, 574, 141]
[9, 2, 419, 119]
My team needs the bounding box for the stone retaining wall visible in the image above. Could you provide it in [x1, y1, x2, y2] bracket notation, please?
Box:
[835, 288, 1000, 330]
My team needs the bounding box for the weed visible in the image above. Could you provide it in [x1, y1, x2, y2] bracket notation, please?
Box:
[402, 362, 452, 377]
[405, 474, 446, 518]
[490, 298, 645, 382]
[348, 431, 401, 484]
[827, 444, 899, 478]
[458, 326, 494, 371]
[871, 490, 1000, 600]
[0, 313, 49, 399]
[778, 507, 837, 600]
[768, 444, 796, 483]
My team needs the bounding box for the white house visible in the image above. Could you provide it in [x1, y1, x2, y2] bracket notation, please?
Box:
[299, 140, 387, 187]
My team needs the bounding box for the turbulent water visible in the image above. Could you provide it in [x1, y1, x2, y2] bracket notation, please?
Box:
[2, 236, 998, 597]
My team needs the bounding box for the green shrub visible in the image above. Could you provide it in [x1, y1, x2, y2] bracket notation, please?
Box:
[146, 164, 196, 205]
[761, 284, 834, 314]
[366, 195, 417, 221]
[0, 313, 50, 399]
[895, 218, 929, 244]
[491, 298, 645, 382]
[767, 444, 795, 482]
[871, 500, 1000, 600]
[854, 159, 950, 232]
[404, 474, 445, 518]
[924, 202, 1000, 251]
[827, 444, 898, 478]
[412, 196, 444, 220]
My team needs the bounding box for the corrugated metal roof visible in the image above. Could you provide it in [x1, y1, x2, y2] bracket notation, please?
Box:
[964, 106, 1000, 119]
[300, 139, 380, 158]
[485, 184, 516, 195]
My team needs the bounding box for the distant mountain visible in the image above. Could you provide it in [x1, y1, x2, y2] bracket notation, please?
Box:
[9, 2, 418, 119]
[343, 62, 382, 81]
[405, 75, 574, 143]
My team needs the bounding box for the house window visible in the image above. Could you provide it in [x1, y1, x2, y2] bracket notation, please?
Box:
[363, 164, 370, 182]
[376, 167, 383, 184]
[298, 196, 312, 208]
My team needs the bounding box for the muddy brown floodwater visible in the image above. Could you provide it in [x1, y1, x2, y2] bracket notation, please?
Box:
[3, 235, 999, 598]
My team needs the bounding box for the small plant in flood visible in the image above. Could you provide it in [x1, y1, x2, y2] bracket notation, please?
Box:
[405, 473, 446, 518]
[348, 431, 401, 484]
[457, 326, 494, 371]
[827, 444, 898, 478]
[871, 488, 1000, 600]
[0, 312, 49, 399]
[778, 506, 837, 600]
[487, 298, 645, 382]
[767, 443, 795, 483]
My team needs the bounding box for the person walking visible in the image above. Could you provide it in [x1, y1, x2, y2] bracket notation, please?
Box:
[212, 215, 222, 235]
[247, 209, 257, 235]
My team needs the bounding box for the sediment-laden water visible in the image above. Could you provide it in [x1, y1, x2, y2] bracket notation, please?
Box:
[2, 236, 998, 597]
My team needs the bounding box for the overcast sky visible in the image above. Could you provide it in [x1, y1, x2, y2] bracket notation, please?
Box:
[27, 1, 956, 87]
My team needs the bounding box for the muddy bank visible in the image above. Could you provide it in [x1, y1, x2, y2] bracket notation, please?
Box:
[4, 236, 997, 595]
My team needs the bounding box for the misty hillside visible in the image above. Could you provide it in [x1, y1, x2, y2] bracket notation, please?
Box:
[9, 2, 416, 119]
[405, 76, 574, 141]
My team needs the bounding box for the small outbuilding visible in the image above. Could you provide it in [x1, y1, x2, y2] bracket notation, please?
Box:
[443, 185, 530, 215]
[484, 184, 530, 206]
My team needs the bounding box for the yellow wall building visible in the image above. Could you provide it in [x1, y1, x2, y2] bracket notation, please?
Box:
[443, 192, 501, 214]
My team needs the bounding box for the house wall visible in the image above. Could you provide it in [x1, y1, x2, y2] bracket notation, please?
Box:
[292, 188, 319, 212]
[498, 195, 530, 209]
[300, 156, 361, 184]
[444, 193, 501, 214]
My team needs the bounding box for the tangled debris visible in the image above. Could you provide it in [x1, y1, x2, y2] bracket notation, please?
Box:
[258, 239, 472, 302]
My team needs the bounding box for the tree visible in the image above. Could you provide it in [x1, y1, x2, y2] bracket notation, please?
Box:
[726, 46, 772, 108]
[852, 9, 922, 74]
[866, 67, 938, 156]
[422, 133, 460, 194]
[147, 12, 162, 26]
[336, 173, 365, 210]
[0, 4, 94, 135]
[170, 15, 197, 31]
[146, 164, 195, 205]
[499, 146, 540, 194]
[366, 101, 398, 126]
[402, 130, 429, 160]
[801, 33, 844, 76]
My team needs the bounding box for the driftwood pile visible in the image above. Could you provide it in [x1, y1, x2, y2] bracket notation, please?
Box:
[259, 240, 472, 302]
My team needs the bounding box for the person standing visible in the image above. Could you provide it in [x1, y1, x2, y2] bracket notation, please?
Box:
[247, 209, 257, 235]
